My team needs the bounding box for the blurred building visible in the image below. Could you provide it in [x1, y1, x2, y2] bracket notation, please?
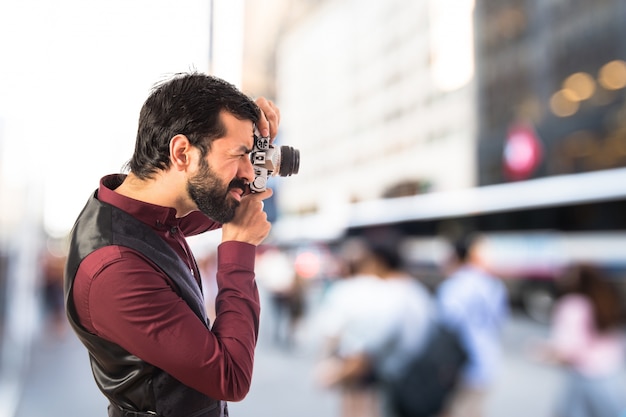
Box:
[475, 0, 626, 185]
[241, 0, 626, 243]
[238, 1, 513, 241]
[242, 0, 476, 223]
[240, 1, 626, 315]
[470, 0, 626, 232]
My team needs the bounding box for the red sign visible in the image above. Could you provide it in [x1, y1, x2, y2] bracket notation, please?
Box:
[503, 123, 543, 180]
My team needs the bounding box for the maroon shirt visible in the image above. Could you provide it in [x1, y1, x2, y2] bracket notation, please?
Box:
[72, 174, 260, 401]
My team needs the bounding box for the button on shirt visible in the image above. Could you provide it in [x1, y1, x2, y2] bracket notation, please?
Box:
[71, 174, 260, 401]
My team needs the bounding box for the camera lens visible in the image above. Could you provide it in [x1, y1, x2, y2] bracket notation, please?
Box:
[278, 146, 300, 177]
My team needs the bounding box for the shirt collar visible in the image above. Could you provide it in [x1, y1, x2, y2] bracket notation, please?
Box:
[97, 174, 181, 229]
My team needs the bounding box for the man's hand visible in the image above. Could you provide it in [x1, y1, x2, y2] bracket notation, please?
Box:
[221, 189, 273, 246]
[255, 97, 280, 142]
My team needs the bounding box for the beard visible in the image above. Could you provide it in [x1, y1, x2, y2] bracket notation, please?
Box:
[187, 159, 246, 224]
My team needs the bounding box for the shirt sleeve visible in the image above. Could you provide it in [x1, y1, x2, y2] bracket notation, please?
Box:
[73, 241, 259, 402]
[436, 280, 466, 326]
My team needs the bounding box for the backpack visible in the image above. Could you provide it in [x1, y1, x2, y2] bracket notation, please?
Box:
[385, 322, 468, 417]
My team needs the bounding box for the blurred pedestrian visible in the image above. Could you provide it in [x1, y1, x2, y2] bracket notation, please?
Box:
[313, 238, 435, 417]
[255, 245, 306, 349]
[436, 234, 509, 417]
[64, 72, 279, 417]
[530, 263, 626, 417]
[40, 239, 67, 338]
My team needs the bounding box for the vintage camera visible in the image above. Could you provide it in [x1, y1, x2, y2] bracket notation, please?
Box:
[249, 133, 300, 193]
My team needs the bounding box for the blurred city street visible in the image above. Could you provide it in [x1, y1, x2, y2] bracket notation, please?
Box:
[8, 286, 626, 417]
[2, 2, 626, 417]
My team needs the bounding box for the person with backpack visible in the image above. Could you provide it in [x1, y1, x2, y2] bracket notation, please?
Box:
[436, 235, 509, 417]
[313, 237, 437, 417]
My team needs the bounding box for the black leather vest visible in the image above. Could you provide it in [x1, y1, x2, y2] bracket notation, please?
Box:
[64, 192, 227, 417]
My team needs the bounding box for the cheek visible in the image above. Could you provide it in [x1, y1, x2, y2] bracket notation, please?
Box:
[213, 162, 239, 186]
[222, 163, 239, 181]
[229, 159, 247, 176]
[208, 157, 236, 177]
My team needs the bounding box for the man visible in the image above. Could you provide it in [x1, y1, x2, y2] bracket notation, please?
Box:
[64, 72, 278, 417]
[437, 235, 509, 417]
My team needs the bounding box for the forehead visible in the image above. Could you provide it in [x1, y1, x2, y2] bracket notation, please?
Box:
[219, 111, 255, 145]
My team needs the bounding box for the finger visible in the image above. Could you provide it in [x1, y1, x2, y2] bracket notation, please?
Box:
[244, 198, 264, 213]
[257, 188, 273, 201]
[254, 97, 271, 137]
[241, 188, 273, 205]
[255, 97, 280, 140]
[269, 101, 280, 128]
[266, 101, 280, 139]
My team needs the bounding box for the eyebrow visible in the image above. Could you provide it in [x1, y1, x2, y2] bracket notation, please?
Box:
[237, 144, 253, 154]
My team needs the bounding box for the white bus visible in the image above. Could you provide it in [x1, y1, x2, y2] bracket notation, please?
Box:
[274, 167, 626, 321]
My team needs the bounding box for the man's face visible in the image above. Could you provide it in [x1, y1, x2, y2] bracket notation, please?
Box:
[186, 111, 255, 223]
[187, 157, 247, 223]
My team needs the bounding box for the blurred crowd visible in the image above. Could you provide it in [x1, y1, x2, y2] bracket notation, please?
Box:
[2, 231, 624, 417]
[253, 233, 626, 417]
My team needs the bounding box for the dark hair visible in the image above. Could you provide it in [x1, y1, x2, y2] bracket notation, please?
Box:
[451, 234, 475, 263]
[128, 72, 260, 179]
[561, 263, 623, 331]
[369, 240, 403, 271]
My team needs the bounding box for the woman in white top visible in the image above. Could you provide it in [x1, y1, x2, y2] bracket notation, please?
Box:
[313, 238, 435, 417]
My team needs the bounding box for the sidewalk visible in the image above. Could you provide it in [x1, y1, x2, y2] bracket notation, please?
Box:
[11, 314, 339, 417]
[8, 300, 626, 417]
[12, 329, 108, 417]
[11, 331, 340, 417]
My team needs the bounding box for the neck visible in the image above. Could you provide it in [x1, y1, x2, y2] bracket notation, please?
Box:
[116, 172, 193, 217]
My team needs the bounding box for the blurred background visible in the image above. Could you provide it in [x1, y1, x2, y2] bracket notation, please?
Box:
[1, 0, 626, 416]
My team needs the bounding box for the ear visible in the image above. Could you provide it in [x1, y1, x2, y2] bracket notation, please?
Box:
[169, 134, 193, 171]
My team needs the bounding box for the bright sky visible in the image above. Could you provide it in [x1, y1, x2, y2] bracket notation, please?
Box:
[0, 0, 243, 237]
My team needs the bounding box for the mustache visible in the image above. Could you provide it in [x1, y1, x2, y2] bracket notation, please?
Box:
[228, 178, 248, 192]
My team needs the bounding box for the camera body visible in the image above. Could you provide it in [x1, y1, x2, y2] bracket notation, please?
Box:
[249, 133, 300, 193]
